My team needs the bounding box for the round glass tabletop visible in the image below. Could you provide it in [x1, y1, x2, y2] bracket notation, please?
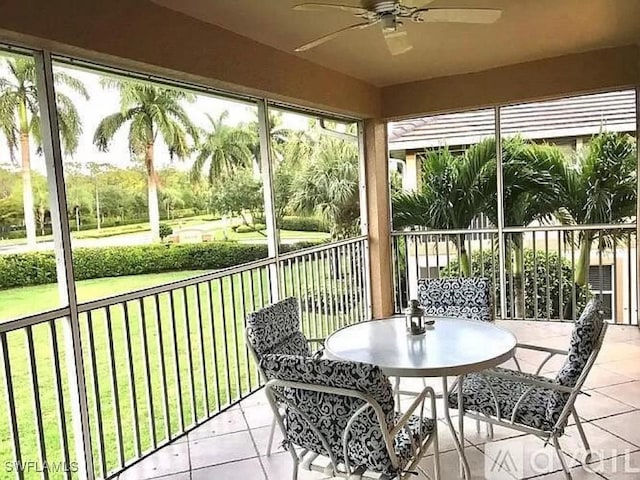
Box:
[324, 316, 517, 377]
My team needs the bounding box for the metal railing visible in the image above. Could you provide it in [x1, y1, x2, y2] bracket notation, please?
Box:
[0, 237, 369, 480]
[392, 225, 637, 324]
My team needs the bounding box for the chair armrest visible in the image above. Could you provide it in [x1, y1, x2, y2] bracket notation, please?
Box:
[390, 386, 437, 438]
[484, 369, 574, 394]
[516, 343, 569, 356]
[515, 343, 569, 375]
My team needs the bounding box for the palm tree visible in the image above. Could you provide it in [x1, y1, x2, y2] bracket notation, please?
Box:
[0, 57, 88, 246]
[93, 79, 198, 242]
[392, 137, 564, 317]
[474, 137, 564, 317]
[190, 111, 254, 184]
[290, 136, 360, 239]
[556, 132, 637, 293]
[392, 143, 492, 276]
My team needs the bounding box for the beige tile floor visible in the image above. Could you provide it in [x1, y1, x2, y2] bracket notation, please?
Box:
[117, 321, 640, 480]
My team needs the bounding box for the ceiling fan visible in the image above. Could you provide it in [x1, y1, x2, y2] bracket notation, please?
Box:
[293, 0, 503, 55]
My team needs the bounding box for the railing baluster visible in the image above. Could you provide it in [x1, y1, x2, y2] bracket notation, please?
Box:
[248, 268, 260, 386]
[238, 272, 252, 393]
[85, 311, 106, 477]
[228, 276, 243, 398]
[25, 325, 48, 480]
[1, 332, 23, 480]
[122, 302, 141, 457]
[544, 231, 551, 320]
[568, 231, 575, 321]
[181, 288, 197, 425]
[345, 243, 356, 325]
[195, 283, 209, 417]
[168, 291, 185, 432]
[311, 252, 321, 336]
[207, 280, 222, 409]
[138, 298, 156, 450]
[628, 232, 633, 325]
[321, 250, 334, 333]
[153, 294, 170, 440]
[612, 233, 619, 324]
[105, 306, 125, 467]
[533, 232, 538, 321]
[301, 254, 313, 338]
[391, 237, 400, 312]
[218, 278, 232, 406]
[557, 231, 564, 321]
[49, 320, 72, 480]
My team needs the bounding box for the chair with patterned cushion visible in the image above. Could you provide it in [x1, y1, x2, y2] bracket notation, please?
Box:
[245, 297, 324, 455]
[417, 277, 494, 322]
[261, 354, 440, 480]
[447, 299, 607, 480]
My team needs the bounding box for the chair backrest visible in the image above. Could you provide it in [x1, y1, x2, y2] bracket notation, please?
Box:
[417, 277, 493, 322]
[245, 297, 311, 359]
[546, 298, 606, 427]
[260, 354, 399, 475]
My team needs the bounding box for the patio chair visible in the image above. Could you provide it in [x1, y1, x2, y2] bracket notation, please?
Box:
[405, 277, 494, 433]
[261, 353, 440, 480]
[447, 299, 607, 480]
[417, 277, 494, 322]
[245, 296, 324, 456]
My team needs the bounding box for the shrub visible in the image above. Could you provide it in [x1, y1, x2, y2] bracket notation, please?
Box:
[235, 223, 266, 234]
[159, 223, 173, 240]
[441, 248, 588, 320]
[0, 241, 324, 290]
[280, 216, 329, 233]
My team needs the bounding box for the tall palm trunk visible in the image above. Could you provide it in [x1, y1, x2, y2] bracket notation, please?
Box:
[19, 97, 36, 247]
[146, 142, 161, 242]
[95, 185, 101, 230]
[455, 234, 471, 277]
[575, 232, 593, 289]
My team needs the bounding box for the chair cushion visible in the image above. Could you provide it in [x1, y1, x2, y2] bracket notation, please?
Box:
[547, 299, 605, 424]
[417, 277, 493, 322]
[449, 300, 605, 433]
[448, 367, 558, 432]
[246, 297, 311, 358]
[393, 413, 436, 468]
[261, 354, 430, 475]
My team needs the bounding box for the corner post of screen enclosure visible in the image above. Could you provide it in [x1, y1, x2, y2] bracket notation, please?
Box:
[34, 50, 95, 479]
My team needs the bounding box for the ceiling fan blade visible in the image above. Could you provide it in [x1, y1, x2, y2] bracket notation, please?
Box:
[402, 0, 436, 8]
[384, 30, 413, 56]
[293, 3, 368, 14]
[295, 22, 375, 52]
[415, 8, 502, 24]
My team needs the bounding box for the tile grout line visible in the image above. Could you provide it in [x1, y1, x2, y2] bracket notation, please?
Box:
[241, 403, 271, 480]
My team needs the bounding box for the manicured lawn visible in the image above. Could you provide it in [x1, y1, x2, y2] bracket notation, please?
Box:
[0, 258, 364, 479]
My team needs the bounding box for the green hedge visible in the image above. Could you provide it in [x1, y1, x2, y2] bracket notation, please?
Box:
[280, 216, 329, 233]
[442, 249, 588, 320]
[0, 241, 320, 290]
[234, 223, 266, 234]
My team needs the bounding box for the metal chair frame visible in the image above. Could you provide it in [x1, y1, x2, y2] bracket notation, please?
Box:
[245, 314, 324, 456]
[264, 379, 441, 480]
[449, 322, 608, 480]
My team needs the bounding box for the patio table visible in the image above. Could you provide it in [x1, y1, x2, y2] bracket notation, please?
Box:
[324, 316, 517, 479]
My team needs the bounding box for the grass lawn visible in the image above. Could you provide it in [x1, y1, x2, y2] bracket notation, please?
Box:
[0, 256, 366, 479]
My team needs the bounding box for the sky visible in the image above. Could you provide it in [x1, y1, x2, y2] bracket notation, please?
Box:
[0, 54, 311, 176]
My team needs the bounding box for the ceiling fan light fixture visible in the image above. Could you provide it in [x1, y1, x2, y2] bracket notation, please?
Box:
[381, 13, 398, 33]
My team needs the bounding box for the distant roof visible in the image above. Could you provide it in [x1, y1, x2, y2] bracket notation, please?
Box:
[388, 90, 636, 151]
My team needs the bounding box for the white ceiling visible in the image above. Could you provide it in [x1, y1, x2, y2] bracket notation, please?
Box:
[151, 0, 640, 87]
